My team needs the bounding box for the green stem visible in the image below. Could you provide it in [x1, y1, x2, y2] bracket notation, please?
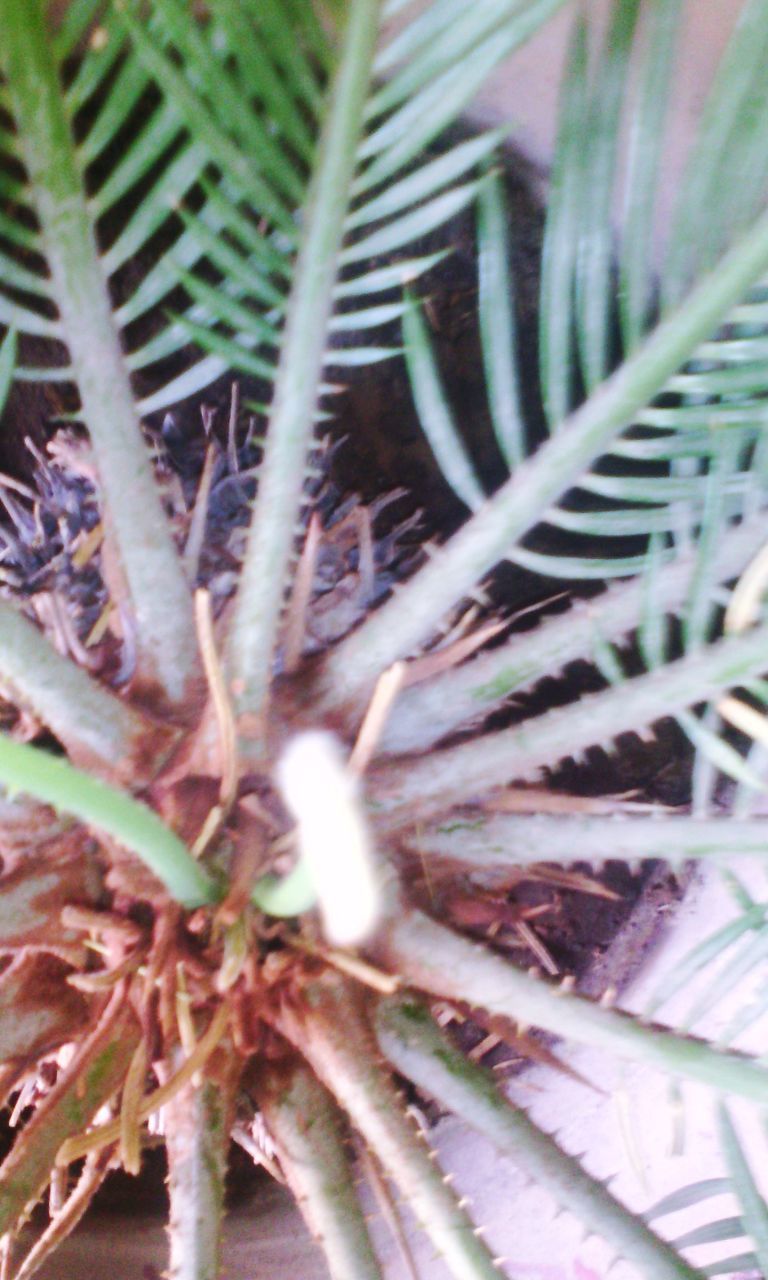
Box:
[378, 511, 766, 755]
[320, 201, 768, 709]
[372, 908, 768, 1104]
[376, 997, 705, 1280]
[0, 734, 217, 909]
[0, 599, 170, 782]
[256, 1055, 383, 1280]
[0, 0, 201, 708]
[370, 621, 768, 829]
[227, 0, 382, 729]
[413, 813, 768, 871]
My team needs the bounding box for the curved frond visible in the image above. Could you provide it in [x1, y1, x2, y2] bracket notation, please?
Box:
[125, 0, 566, 720]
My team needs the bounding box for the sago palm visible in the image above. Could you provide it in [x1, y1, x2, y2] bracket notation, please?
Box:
[0, 1, 767, 1278]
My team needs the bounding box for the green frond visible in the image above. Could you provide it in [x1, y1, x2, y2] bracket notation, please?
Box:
[376, 995, 704, 1279]
[0, 0, 208, 703]
[377, 511, 765, 756]
[641, 1110, 768, 1278]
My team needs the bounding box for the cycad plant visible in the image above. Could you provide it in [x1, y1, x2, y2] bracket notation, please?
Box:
[0, 1, 768, 1278]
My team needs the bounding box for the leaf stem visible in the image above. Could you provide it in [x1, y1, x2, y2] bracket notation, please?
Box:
[372, 909, 768, 1104]
[377, 997, 705, 1280]
[0, 599, 170, 782]
[371, 621, 768, 828]
[226, 0, 382, 732]
[256, 1055, 384, 1280]
[0, 0, 201, 708]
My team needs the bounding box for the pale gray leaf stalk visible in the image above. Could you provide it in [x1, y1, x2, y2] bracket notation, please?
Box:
[0, 0, 201, 708]
[412, 813, 768, 871]
[0, 598, 163, 781]
[275, 972, 504, 1280]
[378, 510, 767, 755]
[256, 1056, 384, 1280]
[370, 620, 768, 828]
[371, 908, 768, 1104]
[227, 0, 383, 730]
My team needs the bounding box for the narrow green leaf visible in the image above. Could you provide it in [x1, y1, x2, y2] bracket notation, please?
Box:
[136, 356, 229, 416]
[477, 170, 525, 468]
[638, 534, 670, 670]
[360, 7, 564, 189]
[680, 924, 768, 1033]
[682, 439, 740, 651]
[51, 0, 104, 63]
[114, 1, 296, 234]
[0, 734, 217, 909]
[664, 0, 768, 306]
[237, 0, 325, 116]
[403, 299, 484, 511]
[326, 345, 401, 366]
[646, 1180, 732, 1222]
[620, 0, 685, 350]
[334, 250, 448, 296]
[538, 13, 587, 429]
[644, 904, 768, 1021]
[512, 547, 652, 578]
[341, 180, 481, 263]
[62, 10, 127, 115]
[0, 246, 53, 300]
[371, 0, 550, 115]
[330, 301, 407, 330]
[679, 711, 767, 794]
[0, 328, 16, 417]
[376, 0, 478, 73]
[576, 0, 642, 391]
[718, 1103, 768, 1275]
[161, 315, 275, 381]
[348, 127, 503, 225]
[0, 205, 41, 252]
[172, 203, 286, 309]
[672, 1216, 746, 1250]
[87, 99, 185, 218]
[208, 0, 314, 162]
[172, 266, 280, 348]
[99, 140, 209, 274]
[75, 34, 155, 167]
[148, 0, 305, 204]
